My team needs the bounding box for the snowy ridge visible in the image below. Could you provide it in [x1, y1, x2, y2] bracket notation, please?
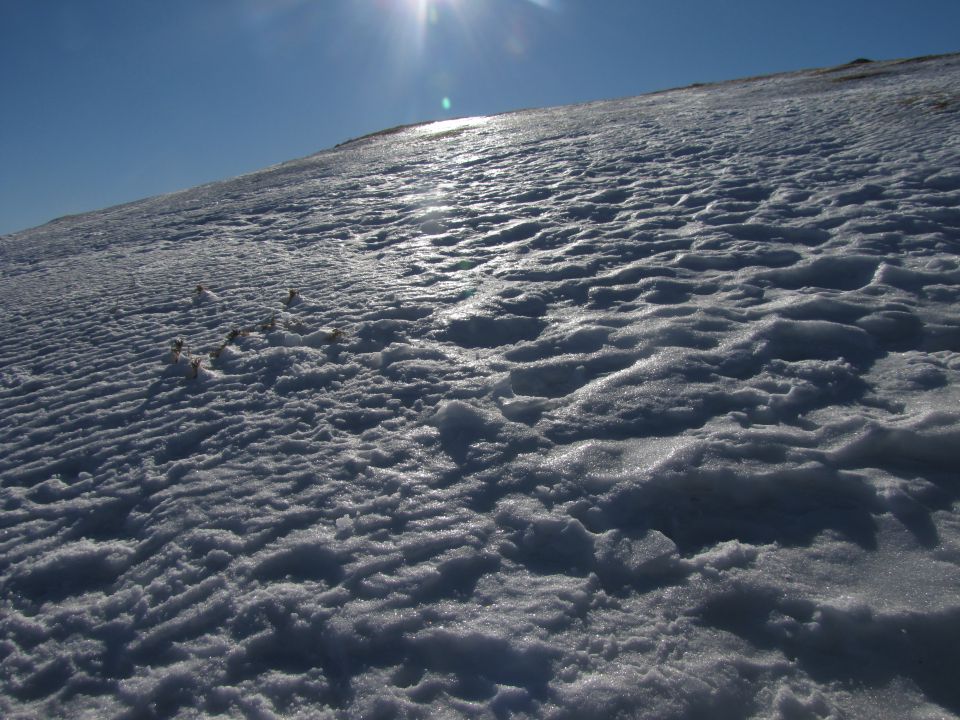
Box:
[2, 54, 960, 718]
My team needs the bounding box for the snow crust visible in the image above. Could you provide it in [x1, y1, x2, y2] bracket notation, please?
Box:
[2, 55, 960, 718]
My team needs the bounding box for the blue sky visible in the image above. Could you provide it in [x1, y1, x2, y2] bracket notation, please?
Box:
[1, 0, 958, 236]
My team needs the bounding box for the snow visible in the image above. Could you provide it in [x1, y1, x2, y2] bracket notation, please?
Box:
[1, 54, 960, 718]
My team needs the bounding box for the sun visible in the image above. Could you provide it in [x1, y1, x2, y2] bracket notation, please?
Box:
[376, 0, 557, 116]
[404, 0, 466, 30]
[387, 0, 476, 112]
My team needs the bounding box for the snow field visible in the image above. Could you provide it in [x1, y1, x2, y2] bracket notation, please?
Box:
[1, 54, 960, 718]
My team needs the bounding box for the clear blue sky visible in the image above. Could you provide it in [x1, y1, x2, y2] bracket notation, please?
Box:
[2, 0, 958, 236]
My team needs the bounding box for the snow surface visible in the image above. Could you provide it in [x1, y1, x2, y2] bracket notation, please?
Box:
[2, 54, 960, 719]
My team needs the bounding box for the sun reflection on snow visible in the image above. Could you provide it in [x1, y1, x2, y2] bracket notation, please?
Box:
[412, 115, 490, 137]
[406, 116, 490, 234]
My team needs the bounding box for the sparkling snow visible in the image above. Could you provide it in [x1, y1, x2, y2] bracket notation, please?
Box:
[2, 54, 960, 719]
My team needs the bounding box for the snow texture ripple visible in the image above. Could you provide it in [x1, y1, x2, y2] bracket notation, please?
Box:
[2, 54, 960, 719]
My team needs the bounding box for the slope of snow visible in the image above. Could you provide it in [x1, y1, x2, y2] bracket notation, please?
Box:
[2, 54, 960, 719]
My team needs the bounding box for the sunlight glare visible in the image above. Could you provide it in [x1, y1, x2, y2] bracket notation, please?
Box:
[379, 0, 558, 123]
[414, 116, 490, 137]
